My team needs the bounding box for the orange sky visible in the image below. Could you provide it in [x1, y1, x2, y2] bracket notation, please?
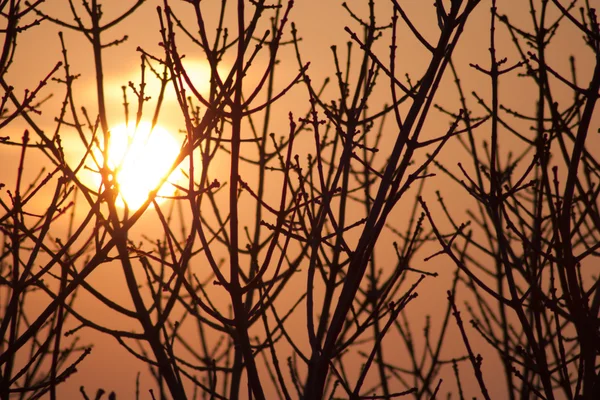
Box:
[1, 1, 597, 398]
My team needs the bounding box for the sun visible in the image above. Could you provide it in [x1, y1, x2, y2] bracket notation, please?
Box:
[99, 121, 182, 210]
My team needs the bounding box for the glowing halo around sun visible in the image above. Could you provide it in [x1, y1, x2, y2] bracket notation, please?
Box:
[96, 122, 182, 210]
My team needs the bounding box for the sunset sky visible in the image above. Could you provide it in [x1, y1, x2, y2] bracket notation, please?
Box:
[1, 1, 597, 398]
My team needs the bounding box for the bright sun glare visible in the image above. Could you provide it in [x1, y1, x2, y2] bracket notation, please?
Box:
[98, 122, 182, 210]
